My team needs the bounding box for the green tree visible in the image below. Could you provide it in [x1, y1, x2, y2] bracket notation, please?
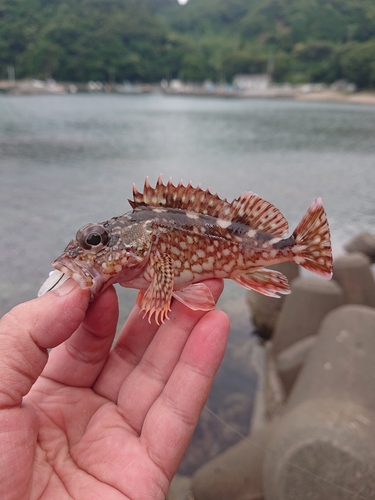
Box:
[179, 50, 207, 82]
[222, 49, 268, 80]
[340, 40, 375, 88]
[1, 0, 375, 87]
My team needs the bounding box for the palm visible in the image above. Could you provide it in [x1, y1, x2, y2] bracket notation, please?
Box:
[1, 280, 229, 500]
[27, 383, 165, 499]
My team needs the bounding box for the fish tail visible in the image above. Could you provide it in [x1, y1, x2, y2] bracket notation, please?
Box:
[292, 198, 333, 279]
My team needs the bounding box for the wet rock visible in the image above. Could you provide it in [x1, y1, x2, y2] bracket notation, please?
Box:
[264, 305, 375, 500]
[272, 277, 344, 355]
[275, 335, 318, 395]
[333, 252, 375, 307]
[247, 263, 299, 340]
[344, 232, 375, 261]
[192, 418, 281, 500]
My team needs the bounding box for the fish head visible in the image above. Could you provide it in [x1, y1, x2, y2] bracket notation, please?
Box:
[51, 219, 148, 297]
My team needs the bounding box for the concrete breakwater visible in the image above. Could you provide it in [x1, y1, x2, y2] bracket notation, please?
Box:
[167, 231, 375, 500]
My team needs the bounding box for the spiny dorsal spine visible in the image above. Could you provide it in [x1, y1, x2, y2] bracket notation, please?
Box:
[129, 175, 289, 236]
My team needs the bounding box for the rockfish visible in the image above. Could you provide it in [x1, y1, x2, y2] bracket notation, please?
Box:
[39, 176, 333, 323]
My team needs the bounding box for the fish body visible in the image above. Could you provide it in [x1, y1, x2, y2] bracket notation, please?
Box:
[45, 176, 333, 323]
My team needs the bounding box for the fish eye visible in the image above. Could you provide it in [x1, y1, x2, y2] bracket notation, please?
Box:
[78, 225, 110, 250]
[86, 232, 103, 246]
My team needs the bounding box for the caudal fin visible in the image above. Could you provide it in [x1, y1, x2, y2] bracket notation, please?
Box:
[292, 198, 333, 279]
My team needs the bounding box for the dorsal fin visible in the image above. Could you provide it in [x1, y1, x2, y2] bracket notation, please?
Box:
[222, 192, 289, 237]
[129, 177, 289, 237]
[129, 175, 229, 217]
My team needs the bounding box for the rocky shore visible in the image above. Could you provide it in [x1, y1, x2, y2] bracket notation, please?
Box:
[167, 231, 375, 500]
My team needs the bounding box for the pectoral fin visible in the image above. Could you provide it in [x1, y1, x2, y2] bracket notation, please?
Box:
[136, 289, 146, 308]
[232, 268, 291, 298]
[138, 252, 174, 324]
[173, 282, 216, 311]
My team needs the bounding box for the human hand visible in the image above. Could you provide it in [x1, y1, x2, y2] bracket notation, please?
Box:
[0, 279, 229, 500]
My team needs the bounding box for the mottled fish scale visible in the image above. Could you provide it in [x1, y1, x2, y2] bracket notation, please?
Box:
[41, 176, 333, 324]
[146, 216, 238, 281]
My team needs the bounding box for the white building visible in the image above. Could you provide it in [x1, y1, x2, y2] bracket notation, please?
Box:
[233, 74, 271, 91]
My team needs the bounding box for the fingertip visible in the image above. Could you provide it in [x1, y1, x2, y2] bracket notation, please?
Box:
[91, 283, 118, 305]
[84, 285, 119, 337]
[211, 309, 231, 337]
[46, 278, 90, 312]
[182, 308, 230, 371]
[34, 283, 90, 348]
[52, 277, 80, 296]
[202, 308, 230, 347]
[202, 278, 225, 302]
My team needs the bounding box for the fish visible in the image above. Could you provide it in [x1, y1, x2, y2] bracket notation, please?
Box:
[39, 176, 333, 324]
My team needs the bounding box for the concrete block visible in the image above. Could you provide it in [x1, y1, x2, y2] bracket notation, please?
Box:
[286, 304, 375, 412]
[247, 263, 299, 340]
[191, 418, 281, 500]
[344, 231, 375, 261]
[166, 475, 194, 500]
[333, 252, 375, 307]
[275, 335, 318, 395]
[263, 400, 375, 500]
[264, 341, 286, 420]
[263, 305, 375, 500]
[272, 277, 344, 355]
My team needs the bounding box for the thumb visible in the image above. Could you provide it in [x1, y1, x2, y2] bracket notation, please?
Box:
[0, 280, 89, 408]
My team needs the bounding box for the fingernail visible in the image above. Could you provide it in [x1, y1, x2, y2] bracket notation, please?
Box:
[54, 278, 78, 296]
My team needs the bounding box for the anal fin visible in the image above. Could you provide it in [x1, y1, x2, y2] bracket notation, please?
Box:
[173, 283, 216, 311]
[232, 268, 291, 298]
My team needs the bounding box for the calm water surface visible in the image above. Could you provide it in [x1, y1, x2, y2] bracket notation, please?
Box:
[1, 92, 375, 488]
[1, 93, 375, 316]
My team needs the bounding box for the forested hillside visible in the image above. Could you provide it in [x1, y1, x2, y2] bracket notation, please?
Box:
[1, 0, 375, 88]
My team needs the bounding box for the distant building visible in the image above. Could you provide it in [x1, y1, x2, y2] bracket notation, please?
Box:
[233, 74, 271, 91]
[330, 79, 356, 93]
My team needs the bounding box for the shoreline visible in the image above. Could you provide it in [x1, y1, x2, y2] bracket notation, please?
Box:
[1, 79, 375, 106]
[296, 89, 375, 105]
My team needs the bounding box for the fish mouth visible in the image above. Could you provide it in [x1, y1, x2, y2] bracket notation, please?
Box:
[52, 256, 109, 297]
